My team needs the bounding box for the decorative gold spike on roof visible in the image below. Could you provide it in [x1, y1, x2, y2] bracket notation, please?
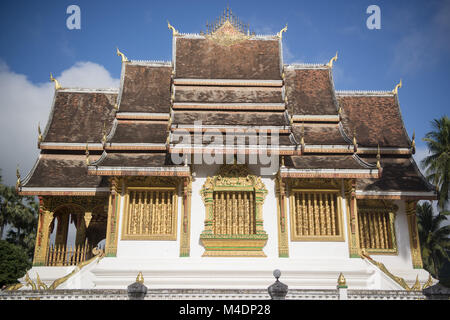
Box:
[16, 165, 21, 188]
[167, 21, 179, 36]
[327, 52, 338, 68]
[204, 6, 252, 37]
[337, 273, 347, 287]
[392, 79, 402, 94]
[376, 144, 381, 169]
[136, 272, 144, 284]
[85, 142, 90, 166]
[300, 123, 305, 149]
[49, 73, 61, 90]
[353, 129, 357, 152]
[116, 47, 129, 63]
[411, 130, 416, 154]
[114, 103, 119, 111]
[38, 122, 42, 144]
[277, 24, 288, 39]
[281, 156, 285, 167]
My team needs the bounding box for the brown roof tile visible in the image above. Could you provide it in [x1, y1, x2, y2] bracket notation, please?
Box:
[119, 64, 172, 113]
[338, 95, 411, 148]
[285, 68, 338, 115]
[357, 156, 434, 192]
[174, 86, 283, 103]
[175, 37, 281, 80]
[173, 111, 288, 126]
[285, 155, 367, 170]
[109, 121, 168, 144]
[43, 91, 117, 144]
[292, 125, 348, 145]
[95, 152, 173, 167]
[23, 156, 106, 188]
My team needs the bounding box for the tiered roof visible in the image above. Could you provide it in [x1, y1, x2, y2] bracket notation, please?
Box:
[18, 10, 435, 200]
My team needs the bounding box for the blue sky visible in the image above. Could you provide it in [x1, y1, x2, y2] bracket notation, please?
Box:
[0, 0, 449, 185]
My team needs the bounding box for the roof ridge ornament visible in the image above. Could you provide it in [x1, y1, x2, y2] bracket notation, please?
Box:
[50, 73, 61, 90]
[327, 52, 338, 68]
[16, 165, 21, 189]
[411, 130, 416, 154]
[38, 122, 42, 146]
[167, 21, 179, 36]
[116, 47, 129, 63]
[85, 142, 90, 166]
[277, 24, 288, 40]
[392, 79, 402, 95]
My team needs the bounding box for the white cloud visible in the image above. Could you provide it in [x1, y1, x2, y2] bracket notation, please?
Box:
[0, 61, 119, 186]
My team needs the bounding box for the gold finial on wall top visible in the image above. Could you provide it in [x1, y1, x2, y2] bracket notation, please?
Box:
[392, 79, 402, 95]
[16, 165, 21, 188]
[38, 122, 42, 144]
[136, 272, 144, 284]
[376, 144, 381, 169]
[327, 52, 338, 68]
[337, 273, 347, 287]
[277, 24, 288, 39]
[116, 47, 129, 63]
[167, 21, 179, 36]
[85, 142, 90, 166]
[50, 73, 61, 90]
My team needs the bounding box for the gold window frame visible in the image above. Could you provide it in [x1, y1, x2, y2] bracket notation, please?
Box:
[357, 200, 398, 255]
[289, 189, 345, 242]
[121, 186, 178, 241]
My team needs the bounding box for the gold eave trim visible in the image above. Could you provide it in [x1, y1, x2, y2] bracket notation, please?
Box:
[88, 166, 190, 177]
[357, 147, 412, 155]
[356, 190, 437, 200]
[18, 187, 110, 196]
[173, 79, 283, 87]
[280, 168, 379, 179]
[104, 144, 167, 151]
[116, 113, 170, 120]
[172, 103, 286, 111]
[303, 145, 354, 153]
[39, 143, 104, 151]
[292, 115, 340, 123]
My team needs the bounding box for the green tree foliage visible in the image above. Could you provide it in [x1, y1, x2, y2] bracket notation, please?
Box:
[421, 116, 450, 210]
[0, 240, 31, 288]
[0, 172, 38, 260]
[417, 201, 450, 278]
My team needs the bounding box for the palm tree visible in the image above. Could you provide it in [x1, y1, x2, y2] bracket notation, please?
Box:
[421, 115, 450, 210]
[416, 201, 450, 278]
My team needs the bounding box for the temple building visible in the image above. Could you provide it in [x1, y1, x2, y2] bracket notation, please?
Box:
[8, 9, 438, 298]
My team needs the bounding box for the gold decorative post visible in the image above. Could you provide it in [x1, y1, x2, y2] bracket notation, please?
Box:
[405, 200, 423, 269]
[105, 177, 122, 257]
[33, 197, 55, 266]
[275, 174, 289, 257]
[345, 180, 361, 258]
[180, 176, 192, 257]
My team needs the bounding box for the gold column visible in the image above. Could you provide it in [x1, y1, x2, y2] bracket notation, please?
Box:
[105, 177, 122, 257]
[406, 201, 423, 269]
[180, 177, 192, 257]
[275, 175, 289, 257]
[33, 197, 54, 266]
[345, 180, 361, 258]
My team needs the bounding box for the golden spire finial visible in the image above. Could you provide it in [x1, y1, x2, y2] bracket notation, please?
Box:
[300, 123, 305, 149]
[38, 122, 42, 144]
[85, 142, 90, 166]
[327, 51, 338, 68]
[352, 129, 357, 152]
[277, 23, 288, 39]
[167, 21, 179, 36]
[136, 272, 144, 284]
[337, 273, 347, 287]
[50, 73, 61, 90]
[116, 47, 129, 63]
[281, 156, 285, 167]
[411, 130, 416, 154]
[376, 144, 381, 169]
[392, 79, 402, 94]
[16, 165, 21, 188]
